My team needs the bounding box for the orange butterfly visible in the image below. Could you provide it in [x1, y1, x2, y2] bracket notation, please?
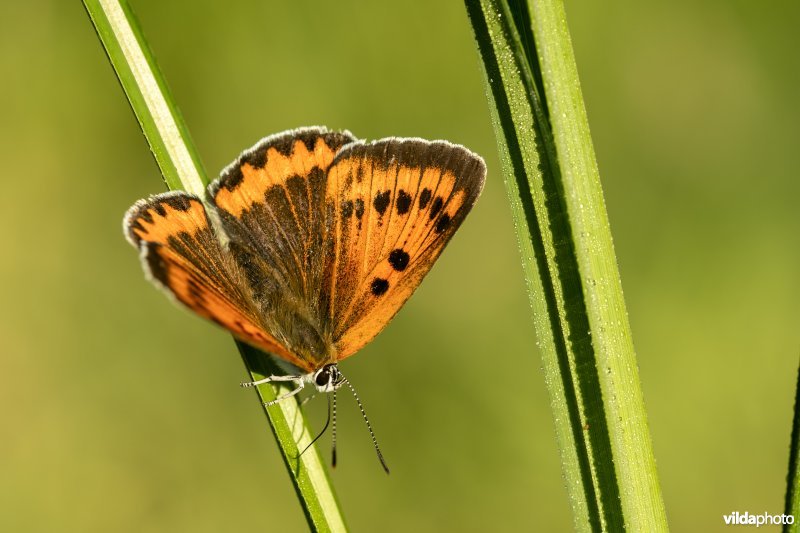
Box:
[124, 127, 485, 470]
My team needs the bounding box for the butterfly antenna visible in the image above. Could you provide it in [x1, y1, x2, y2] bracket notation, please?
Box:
[331, 390, 338, 468]
[298, 393, 332, 459]
[341, 376, 390, 474]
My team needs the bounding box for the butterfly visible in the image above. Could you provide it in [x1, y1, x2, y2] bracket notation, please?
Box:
[124, 127, 485, 470]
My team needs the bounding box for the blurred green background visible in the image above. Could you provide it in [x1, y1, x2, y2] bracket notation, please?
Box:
[1, 1, 798, 531]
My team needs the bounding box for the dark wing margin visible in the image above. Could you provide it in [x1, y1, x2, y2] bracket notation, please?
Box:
[123, 191, 306, 370]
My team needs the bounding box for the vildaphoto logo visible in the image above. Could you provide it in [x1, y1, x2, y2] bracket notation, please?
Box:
[723, 511, 794, 527]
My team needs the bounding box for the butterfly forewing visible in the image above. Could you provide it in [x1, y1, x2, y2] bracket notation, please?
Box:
[324, 139, 486, 359]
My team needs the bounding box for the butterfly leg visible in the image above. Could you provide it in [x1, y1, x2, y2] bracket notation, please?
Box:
[240, 374, 307, 406]
[264, 379, 305, 406]
[240, 374, 303, 387]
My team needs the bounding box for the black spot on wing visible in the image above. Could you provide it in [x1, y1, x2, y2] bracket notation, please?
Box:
[371, 278, 389, 296]
[354, 198, 365, 219]
[341, 199, 354, 219]
[419, 188, 432, 209]
[435, 214, 451, 233]
[388, 249, 410, 271]
[374, 190, 390, 215]
[396, 190, 411, 215]
[429, 197, 443, 219]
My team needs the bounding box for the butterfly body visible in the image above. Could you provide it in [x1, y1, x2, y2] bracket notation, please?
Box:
[125, 127, 485, 377]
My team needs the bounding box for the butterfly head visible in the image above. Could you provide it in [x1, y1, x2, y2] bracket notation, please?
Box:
[312, 364, 344, 393]
[305, 363, 390, 474]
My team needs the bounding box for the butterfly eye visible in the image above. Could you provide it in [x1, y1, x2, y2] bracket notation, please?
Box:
[315, 367, 331, 387]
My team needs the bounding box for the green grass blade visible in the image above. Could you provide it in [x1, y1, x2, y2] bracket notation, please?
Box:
[83, 1, 347, 530]
[464, 0, 668, 530]
[784, 359, 800, 533]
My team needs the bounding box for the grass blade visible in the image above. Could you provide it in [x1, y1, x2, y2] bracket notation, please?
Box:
[83, 1, 347, 530]
[464, 0, 668, 530]
[784, 359, 800, 533]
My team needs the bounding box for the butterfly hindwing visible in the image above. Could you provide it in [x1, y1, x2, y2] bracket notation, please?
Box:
[123, 192, 305, 369]
[323, 138, 486, 359]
